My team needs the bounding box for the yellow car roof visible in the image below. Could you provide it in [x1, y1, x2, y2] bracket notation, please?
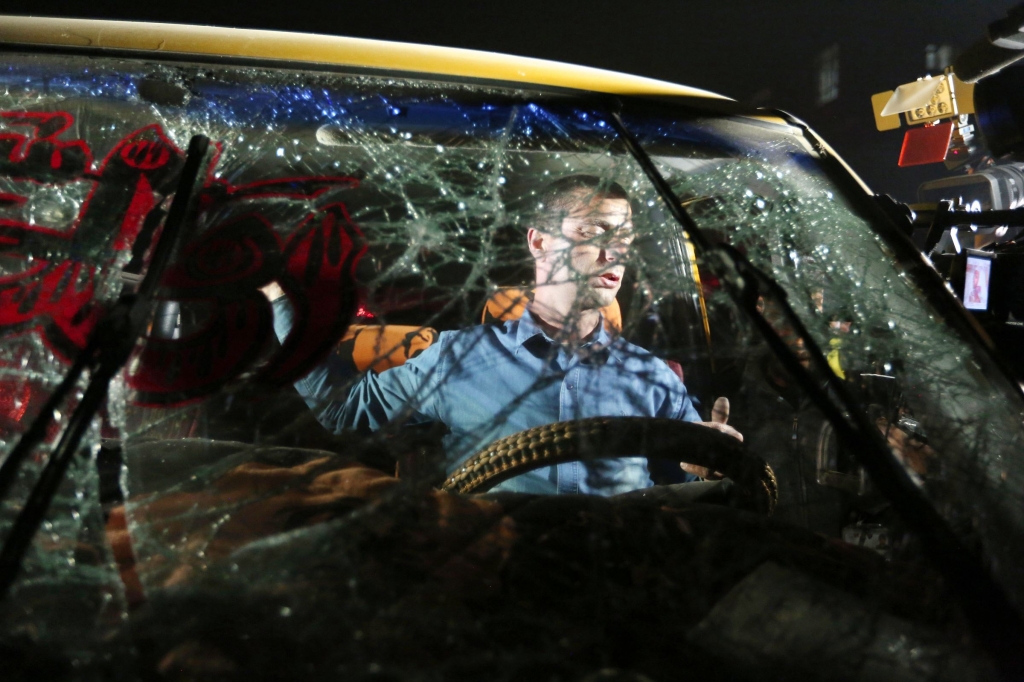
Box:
[0, 16, 726, 99]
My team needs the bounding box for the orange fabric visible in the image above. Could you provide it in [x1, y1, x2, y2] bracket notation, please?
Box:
[481, 287, 622, 333]
[107, 455, 510, 597]
[105, 506, 146, 607]
[109, 456, 403, 594]
[341, 324, 439, 373]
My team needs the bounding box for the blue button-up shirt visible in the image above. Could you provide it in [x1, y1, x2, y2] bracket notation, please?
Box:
[275, 301, 700, 496]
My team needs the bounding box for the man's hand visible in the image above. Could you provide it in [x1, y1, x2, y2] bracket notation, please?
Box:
[259, 281, 286, 302]
[681, 397, 741, 480]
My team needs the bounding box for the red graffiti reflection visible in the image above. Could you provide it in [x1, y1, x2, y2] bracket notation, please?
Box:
[0, 111, 364, 416]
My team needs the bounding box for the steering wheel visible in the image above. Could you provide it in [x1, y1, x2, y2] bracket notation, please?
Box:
[440, 417, 778, 516]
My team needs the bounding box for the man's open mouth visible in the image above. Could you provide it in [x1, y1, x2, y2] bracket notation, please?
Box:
[596, 272, 621, 287]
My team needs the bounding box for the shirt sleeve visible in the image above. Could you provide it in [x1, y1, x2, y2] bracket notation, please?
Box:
[665, 368, 702, 482]
[651, 358, 700, 423]
[271, 295, 359, 414]
[675, 386, 701, 423]
[315, 337, 450, 433]
[270, 294, 449, 434]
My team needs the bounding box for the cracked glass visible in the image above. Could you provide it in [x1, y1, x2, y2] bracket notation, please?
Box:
[627, 111, 1024, 605]
[0, 49, 1019, 680]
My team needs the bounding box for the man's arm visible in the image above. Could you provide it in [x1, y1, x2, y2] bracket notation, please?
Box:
[315, 341, 448, 433]
[268, 293, 359, 414]
[264, 286, 445, 434]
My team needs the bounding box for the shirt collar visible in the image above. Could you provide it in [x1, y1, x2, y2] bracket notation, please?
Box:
[514, 307, 616, 361]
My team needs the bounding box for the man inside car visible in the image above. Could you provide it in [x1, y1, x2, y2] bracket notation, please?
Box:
[264, 175, 740, 495]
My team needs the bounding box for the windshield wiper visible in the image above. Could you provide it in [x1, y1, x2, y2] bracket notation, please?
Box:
[607, 109, 1024, 679]
[0, 135, 210, 600]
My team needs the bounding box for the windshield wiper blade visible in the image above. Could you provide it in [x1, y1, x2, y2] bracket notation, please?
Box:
[0, 134, 210, 601]
[607, 109, 1024, 678]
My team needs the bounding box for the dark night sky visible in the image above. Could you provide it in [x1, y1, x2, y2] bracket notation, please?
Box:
[2, 0, 1021, 201]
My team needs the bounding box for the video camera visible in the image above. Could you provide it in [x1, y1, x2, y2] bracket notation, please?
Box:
[870, 3, 1024, 379]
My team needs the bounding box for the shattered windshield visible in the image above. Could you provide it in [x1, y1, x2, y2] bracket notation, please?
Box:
[626, 112, 1024, 607]
[0, 50, 1020, 679]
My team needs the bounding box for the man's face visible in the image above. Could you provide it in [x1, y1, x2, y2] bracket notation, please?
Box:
[536, 193, 634, 310]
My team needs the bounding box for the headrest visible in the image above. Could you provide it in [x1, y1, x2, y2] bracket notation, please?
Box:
[337, 325, 439, 374]
[336, 287, 621, 375]
[481, 287, 622, 333]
